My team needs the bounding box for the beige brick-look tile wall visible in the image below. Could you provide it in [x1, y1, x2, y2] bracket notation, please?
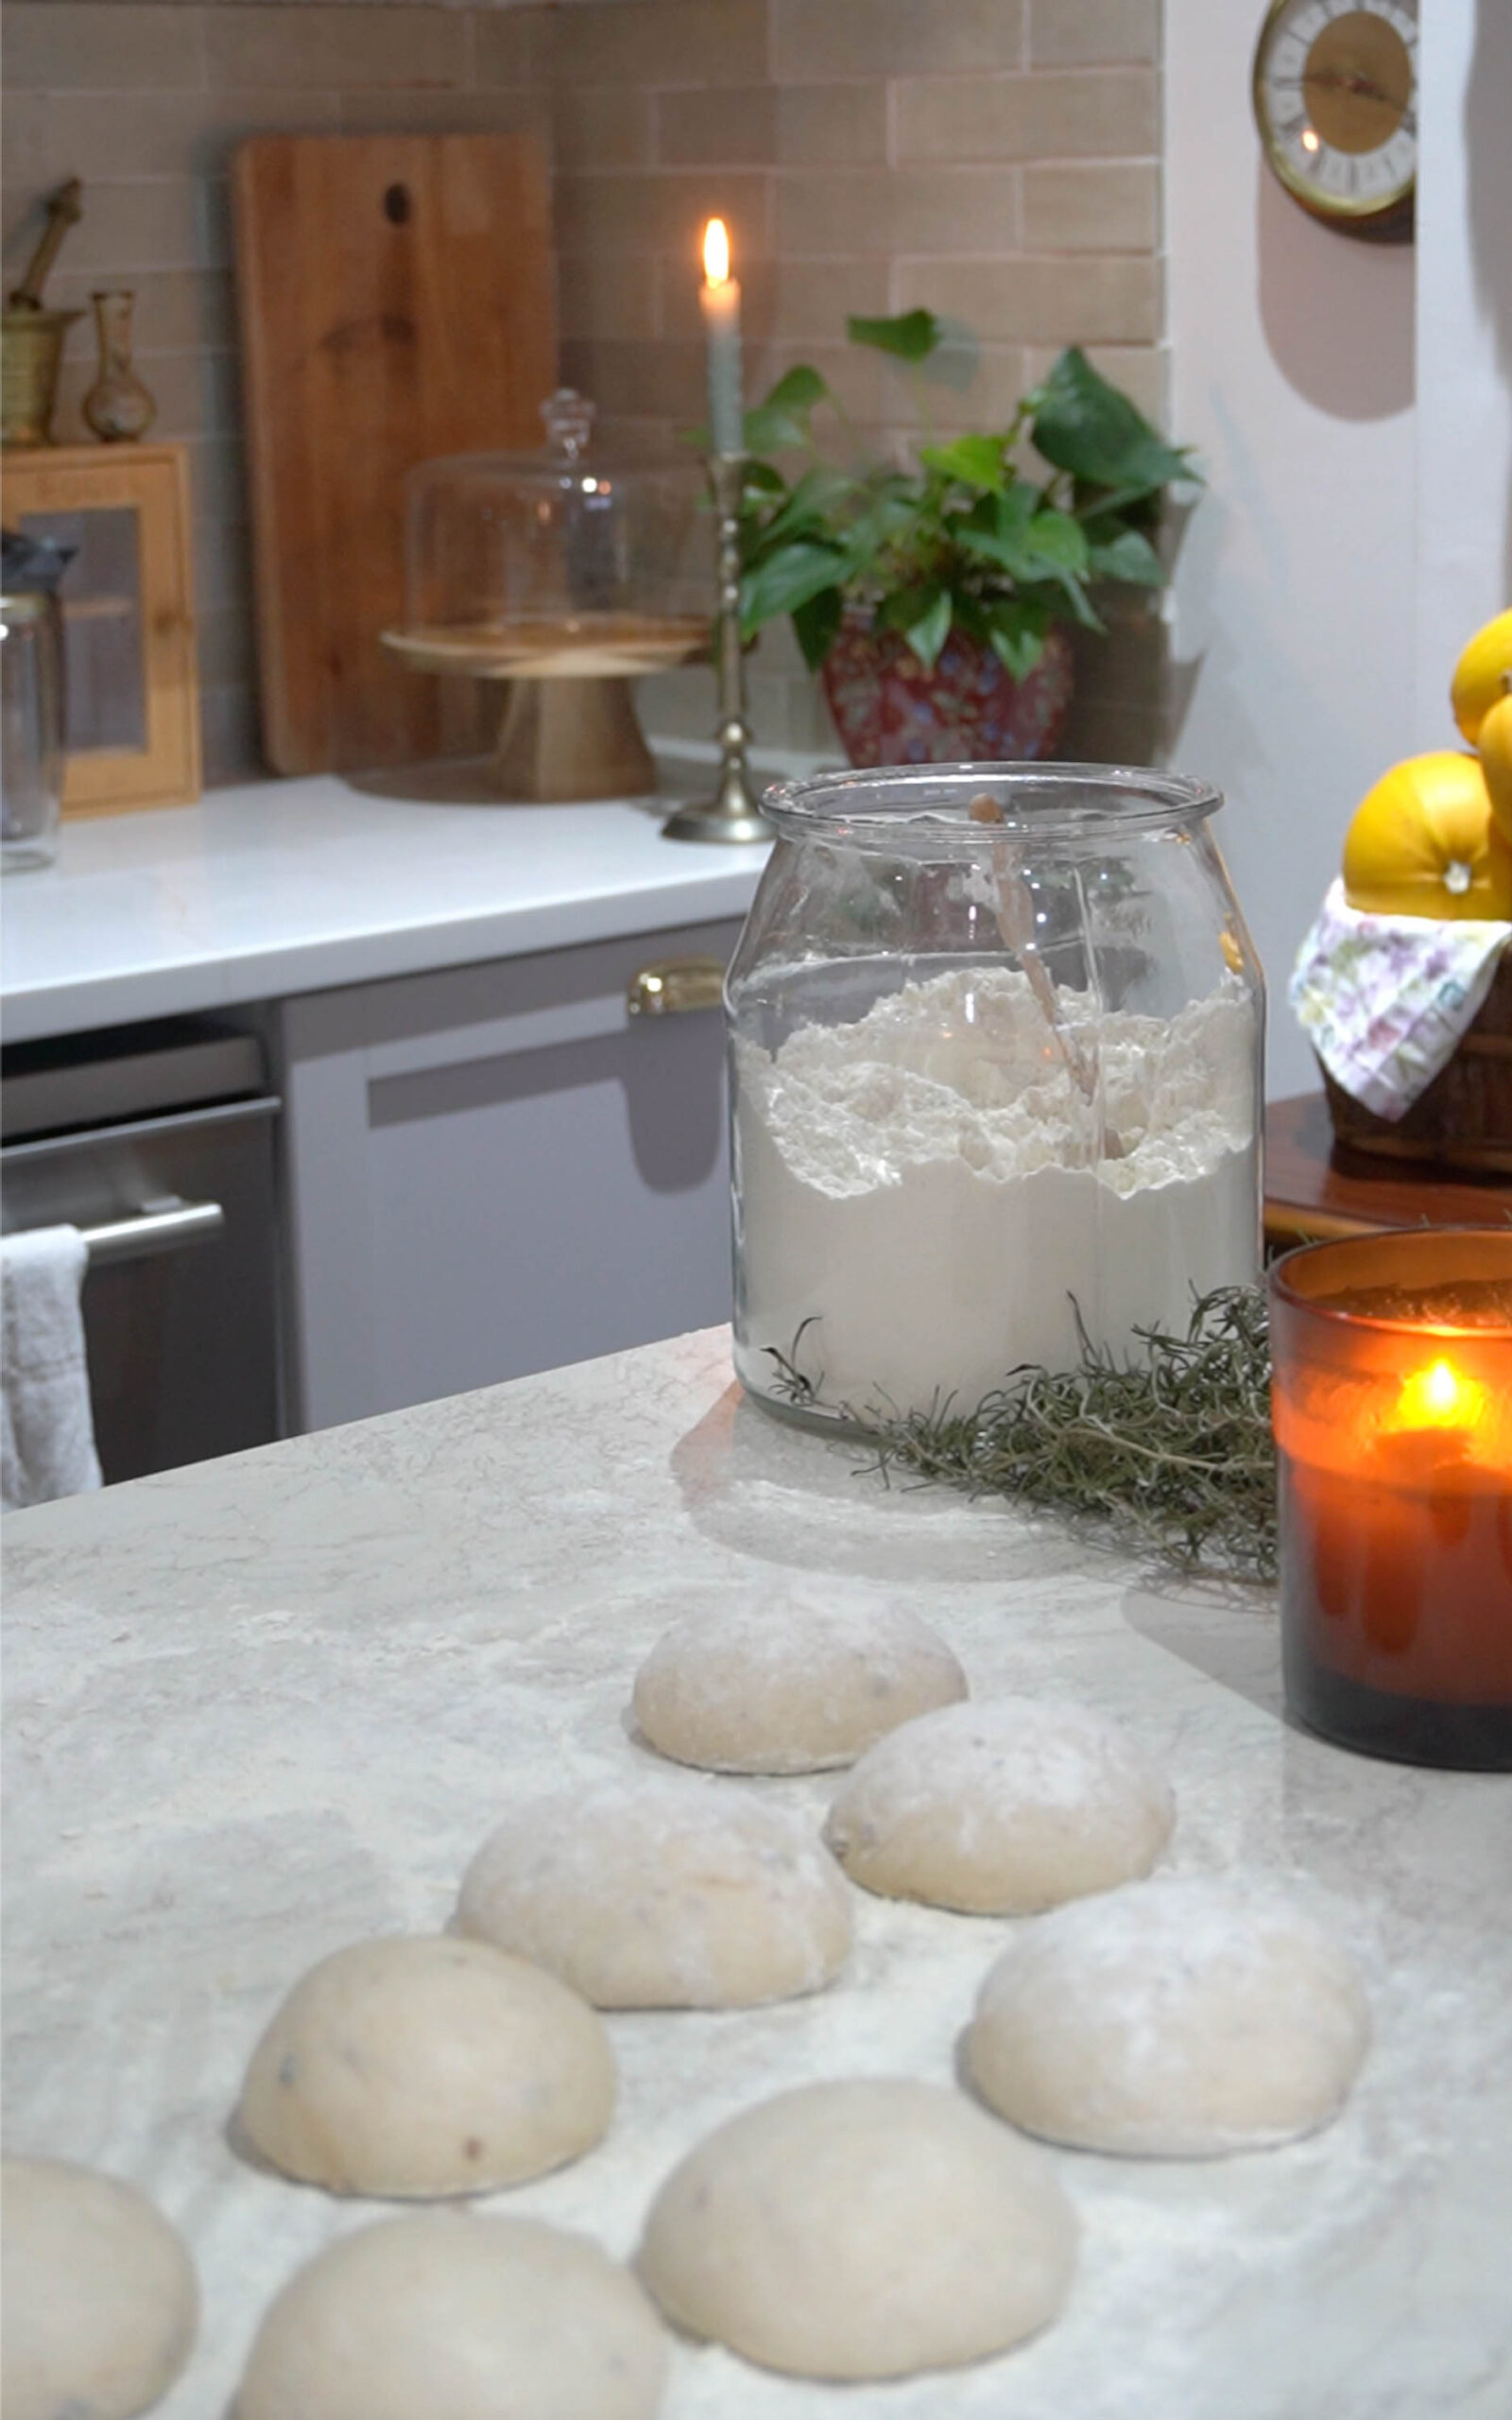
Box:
[547, 0, 1166, 761]
[2, 4, 553, 781]
[3, 0, 1166, 782]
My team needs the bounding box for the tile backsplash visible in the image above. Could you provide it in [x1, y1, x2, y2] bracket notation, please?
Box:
[3, 0, 1166, 783]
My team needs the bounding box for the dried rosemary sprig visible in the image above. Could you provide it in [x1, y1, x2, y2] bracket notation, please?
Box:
[763, 1316, 823, 1406]
[861, 1284, 1277, 1582]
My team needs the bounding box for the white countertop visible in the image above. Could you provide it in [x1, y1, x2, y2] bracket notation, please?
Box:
[0, 748, 782, 1045]
[5, 1328, 1510, 2418]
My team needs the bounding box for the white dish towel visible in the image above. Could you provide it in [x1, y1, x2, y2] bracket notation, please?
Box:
[2, 1225, 103, 1512]
[1290, 877, 1509, 1118]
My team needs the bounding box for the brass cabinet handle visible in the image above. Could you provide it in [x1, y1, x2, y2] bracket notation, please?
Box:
[627, 956, 727, 1018]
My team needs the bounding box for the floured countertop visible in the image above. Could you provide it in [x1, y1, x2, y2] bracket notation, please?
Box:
[4, 1328, 1511, 2419]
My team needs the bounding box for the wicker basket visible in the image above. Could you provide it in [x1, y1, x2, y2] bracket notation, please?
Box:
[1320, 947, 1512, 1176]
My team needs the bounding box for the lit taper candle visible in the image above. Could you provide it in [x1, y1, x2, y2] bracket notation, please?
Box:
[700, 216, 744, 458]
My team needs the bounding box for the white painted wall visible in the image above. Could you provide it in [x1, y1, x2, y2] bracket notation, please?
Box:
[1413, 0, 1512, 750]
[1165, 0, 1418, 1097]
[1167, 0, 1512, 1100]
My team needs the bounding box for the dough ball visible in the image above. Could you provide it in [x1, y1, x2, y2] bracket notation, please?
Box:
[236, 1935, 614, 2197]
[236, 2212, 668, 2420]
[823, 1695, 1174, 1914]
[457, 1777, 850, 2009]
[2, 2157, 198, 2420]
[638, 2079, 1077, 2380]
[631, 1598, 968, 1774]
[968, 1876, 1372, 2155]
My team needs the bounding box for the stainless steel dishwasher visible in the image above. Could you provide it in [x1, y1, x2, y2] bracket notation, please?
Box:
[1, 1016, 284, 1484]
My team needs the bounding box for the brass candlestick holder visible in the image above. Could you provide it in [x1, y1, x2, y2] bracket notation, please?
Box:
[662, 454, 769, 845]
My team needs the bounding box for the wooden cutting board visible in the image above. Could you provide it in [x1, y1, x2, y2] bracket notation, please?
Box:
[233, 133, 555, 775]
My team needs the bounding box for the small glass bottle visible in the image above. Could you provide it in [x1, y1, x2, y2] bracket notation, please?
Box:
[82, 289, 156, 443]
[1, 530, 71, 873]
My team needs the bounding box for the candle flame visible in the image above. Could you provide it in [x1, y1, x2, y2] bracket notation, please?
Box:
[1389, 1357, 1486, 1435]
[1423, 1361, 1458, 1416]
[703, 217, 731, 287]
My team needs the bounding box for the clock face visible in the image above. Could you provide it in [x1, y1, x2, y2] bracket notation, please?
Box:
[1253, 0, 1418, 236]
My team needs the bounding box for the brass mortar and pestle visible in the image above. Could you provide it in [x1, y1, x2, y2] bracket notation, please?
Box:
[2, 178, 84, 449]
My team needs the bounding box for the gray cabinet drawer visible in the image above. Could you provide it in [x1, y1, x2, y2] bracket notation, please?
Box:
[280, 919, 741, 1430]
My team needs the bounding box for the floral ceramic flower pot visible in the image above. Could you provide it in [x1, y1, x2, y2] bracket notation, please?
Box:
[820, 615, 1074, 768]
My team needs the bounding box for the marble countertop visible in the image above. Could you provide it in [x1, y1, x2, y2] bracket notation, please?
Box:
[4, 1328, 1510, 2418]
[0, 746, 782, 1045]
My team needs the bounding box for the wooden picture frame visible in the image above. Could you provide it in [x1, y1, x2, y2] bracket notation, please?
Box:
[1, 441, 201, 815]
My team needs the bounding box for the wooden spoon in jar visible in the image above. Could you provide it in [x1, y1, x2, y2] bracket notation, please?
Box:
[968, 790, 1121, 1155]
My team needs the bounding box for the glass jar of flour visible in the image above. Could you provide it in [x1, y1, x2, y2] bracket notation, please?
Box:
[727, 763, 1263, 1431]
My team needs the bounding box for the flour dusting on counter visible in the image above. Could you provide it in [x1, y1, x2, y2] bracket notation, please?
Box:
[6, 1328, 1509, 2420]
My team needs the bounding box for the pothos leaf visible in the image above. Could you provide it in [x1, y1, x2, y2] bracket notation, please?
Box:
[739, 539, 849, 637]
[742, 401, 815, 455]
[880, 582, 952, 670]
[763, 364, 829, 413]
[1050, 571, 1106, 632]
[1022, 510, 1090, 574]
[740, 459, 787, 497]
[956, 508, 1088, 585]
[1032, 346, 1194, 497]
[919, 434, 1006, 493]
[743, 366, 832, 456]
[1085, 526, 1165, 586]
[916, 316, 981, 392]
[989, 620, 1048, 681]
[996, 479, 1041, 533]
[986, 597, 1053, 680]
[839, 485, 919, 582]
[846, 308, 943, 363]
[755, 465, 861, 550]
[948, 587, 990, 642]
[791, 584, 845, 670]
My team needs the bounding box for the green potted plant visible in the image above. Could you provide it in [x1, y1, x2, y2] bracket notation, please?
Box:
[734, 312, 1198, 766]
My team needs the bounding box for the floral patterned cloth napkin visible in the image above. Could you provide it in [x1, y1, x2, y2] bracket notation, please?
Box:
[1289, 878, 1510, 1119]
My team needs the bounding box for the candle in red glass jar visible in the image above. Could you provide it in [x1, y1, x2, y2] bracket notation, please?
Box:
[1269, 1228, 1512, 1771]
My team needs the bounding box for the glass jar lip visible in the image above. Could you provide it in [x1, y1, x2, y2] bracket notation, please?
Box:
[757, 761, 1225, 844]
[1269, 1227, 1512, 1338]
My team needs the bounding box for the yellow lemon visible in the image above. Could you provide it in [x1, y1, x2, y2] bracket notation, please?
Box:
[1450, 606, 1512, 746]
[1477, 691, 1512, 845]
[1342, 751, 1512, 921]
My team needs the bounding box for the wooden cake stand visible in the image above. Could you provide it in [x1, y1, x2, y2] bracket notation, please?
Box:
[382, 614, 709, 803]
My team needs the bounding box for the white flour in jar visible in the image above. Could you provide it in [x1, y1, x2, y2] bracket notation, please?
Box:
[734, 964, 1258, 1417]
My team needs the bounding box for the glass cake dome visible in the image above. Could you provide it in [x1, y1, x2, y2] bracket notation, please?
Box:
[385, 389, 711, 801]
[397, 388, 709, 677]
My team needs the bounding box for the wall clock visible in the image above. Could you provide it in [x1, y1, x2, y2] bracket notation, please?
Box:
[1251, 0, 1418, 242]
